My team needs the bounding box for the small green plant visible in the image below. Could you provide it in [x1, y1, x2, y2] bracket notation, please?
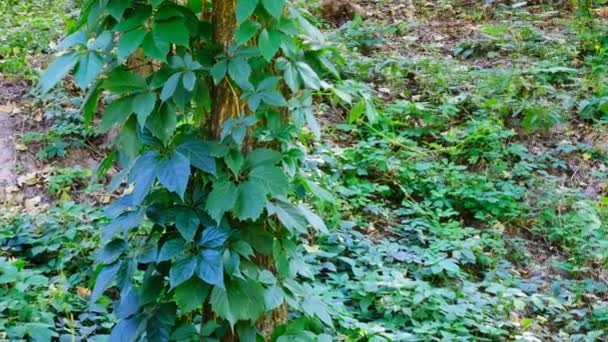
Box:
[46, 167, 92, 199]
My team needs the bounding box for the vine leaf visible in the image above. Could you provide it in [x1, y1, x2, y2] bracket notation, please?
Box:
[158, 238, 186, 262]
[169, 256, 197, 289]
[156, 151, 191, 200]
[197, 249, 224, 288]
[117, 29, 146, 61]
[173, 278, 210, 314]
[200, 225, 231, 248]
[90, 262, 121, 303]
[210, 278, 265, 328]
[233, 180, 267, 221]
[261, 0, 285, 18]
[236, 0, 259, 23]
[175, 208, 200, 242]
[39, 52, 79, 93]
[176, 140, 217, 176]
[205, 181, 238, 223]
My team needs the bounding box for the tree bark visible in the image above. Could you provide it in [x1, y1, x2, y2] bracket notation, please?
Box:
[210, 1, 288, 340]
[210, 0, 240, 138]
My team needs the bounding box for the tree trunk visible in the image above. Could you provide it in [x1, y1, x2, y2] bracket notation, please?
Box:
[210, 1, 287, 340]
[210, 0, 239, 138]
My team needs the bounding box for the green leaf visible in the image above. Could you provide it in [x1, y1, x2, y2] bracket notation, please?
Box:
[296, 62, 321, 90]
[225, 149, 245, 176]
[205, 181, 238, 223]
[176, 140, 217, 175]
[261, 0, 285, 18]
[132, 92, 157, 128]
[210, 278, 265, 327]
[74, 52, 104, 89]
[260, 90, 287, 107]
[236, 21, 261, 46]
[98, 239, 128, 264]
[104, 67, 147, 94]
[110, 315, 146, 342]
[249, 166, 289, 196]
[102, 211, 143, 241]
[197, 249, 224, 288]
[118, 29, 147, 61]
[117, 118, 140, 162]
[161, 72, 182, 102]
[116, 286, 140, 319]
[156, 19, 191, 46]
[266, 200, 307, 233]
[301, 296, 333, 327]
[283, 62, 300, 93]
[200, 225, 231, 248]
[304, 105, 321, 140]
[246, 148, 282, 167]
[299, 205, 328, 234]
[211, 60, 228, 85]
[158, 238, 186, 262]
[170, 256, 197, 289]
[349, 99, 365, 123]
[82, 82, 103, 126]
[264, 284, 285, 311]
[233, 180, 267, 221]
[156, 151, 191, 200]
[146, 103, 177, 144]
[99, 96, 133, 133]
[258, 29, 283, 61]
[173, 278, 209, 313]
[143, 31, 171, 61]
[129, 151, 159, 205]
[90, 262, 121, 302]
[228, 57, 252, 88]
[39, 52, 79, 93]
[182, 70, 196, 91]
[175, 208, 200, 242]
[146, 303, 177, 342]
[107, 0, 133, 19]
[236, 0, 259, 23]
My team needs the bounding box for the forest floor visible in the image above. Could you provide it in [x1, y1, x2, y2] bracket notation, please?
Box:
[1, 1, 608, 341]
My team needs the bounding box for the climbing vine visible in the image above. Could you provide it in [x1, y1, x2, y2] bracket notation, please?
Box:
[41, 0, 334, 339]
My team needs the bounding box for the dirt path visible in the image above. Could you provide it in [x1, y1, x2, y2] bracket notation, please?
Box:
[0, 109, 17, 192]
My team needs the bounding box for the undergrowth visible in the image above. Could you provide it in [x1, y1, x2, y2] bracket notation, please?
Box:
[1, 1, 608, 341]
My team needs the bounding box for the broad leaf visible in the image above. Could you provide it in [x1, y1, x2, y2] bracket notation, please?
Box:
[39, 52, 79, 93]
[158, 238, 186, 262]
[132, 92, 157, 128]
[173, 278, 210, 313]
[170, 256, 197, 289]
[146, 303, 177, 342]
[156, 151, 191, 200]
[236, 0, 259, 23]
[200, 225, 231, 248]
[210, 278, 265, 327]
[261, 0, 285, 18]
[74, 52, 104, 89]
[205, 181, 238, 223]
[90, 262, 121, 302]
[249, 165, 289, 196]
[197, 249, 224, 288]
[99, 96, 134, 133]
[176, 140, 217, 175]
[233, 180, 267, 221]
[118, 29, 147, 61]
[175, 208, 200, 242]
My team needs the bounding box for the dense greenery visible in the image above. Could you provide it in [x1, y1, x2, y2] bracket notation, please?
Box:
[1, 1, 608, 341]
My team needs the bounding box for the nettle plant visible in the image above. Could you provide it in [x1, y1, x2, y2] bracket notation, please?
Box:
[41, 0, 334, 340]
